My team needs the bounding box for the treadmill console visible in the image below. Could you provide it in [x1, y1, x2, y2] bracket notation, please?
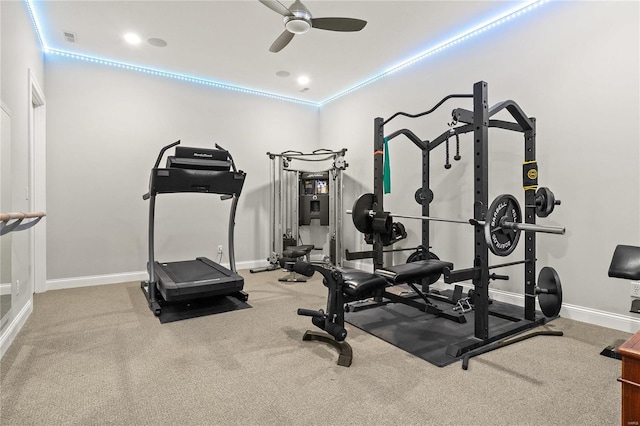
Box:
[166, 146, 231, 171]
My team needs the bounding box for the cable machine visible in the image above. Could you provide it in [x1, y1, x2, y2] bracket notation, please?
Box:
[252, 149, 348, 272]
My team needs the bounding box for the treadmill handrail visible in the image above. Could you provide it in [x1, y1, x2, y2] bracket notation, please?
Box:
[215, 143, 237, 173]
[154, 140, 181, 168]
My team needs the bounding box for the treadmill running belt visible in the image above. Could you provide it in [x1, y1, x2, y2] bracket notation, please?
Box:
[153, 257, 245, 301]
[161, 259, 226, 284]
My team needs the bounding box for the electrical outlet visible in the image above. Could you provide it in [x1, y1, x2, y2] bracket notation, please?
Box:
[16, 279, 20, 296]
[632, 282, 640, 298]
[217, 245, 223, 254]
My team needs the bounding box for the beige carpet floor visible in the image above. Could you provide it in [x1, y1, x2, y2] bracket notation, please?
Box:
[0, 269, 632, 425]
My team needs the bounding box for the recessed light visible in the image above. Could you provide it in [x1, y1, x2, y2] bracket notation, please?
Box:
[297, 75, 310, 85]
[276, 70, 290, 77]
[147, 37, 167, 47]
[123, 33, 141, 45]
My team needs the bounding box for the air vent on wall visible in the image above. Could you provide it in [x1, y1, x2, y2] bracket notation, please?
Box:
[63, 31, 77, 43]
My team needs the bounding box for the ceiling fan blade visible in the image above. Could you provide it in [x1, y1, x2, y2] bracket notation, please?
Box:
[259, 0, 293, 17]
[269, 30, 295, 52]
[311, 17, 367, 32]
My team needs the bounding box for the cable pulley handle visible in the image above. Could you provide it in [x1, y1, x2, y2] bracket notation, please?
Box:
[444, 134, 451, 169]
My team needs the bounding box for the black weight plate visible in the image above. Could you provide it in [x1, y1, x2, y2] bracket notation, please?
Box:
[414, 188, 434, 205]
[538, 266, 562, 317]
[485, 194, 521, 257]
[535, 187, 555, 218]
[352, 193, 375, 234]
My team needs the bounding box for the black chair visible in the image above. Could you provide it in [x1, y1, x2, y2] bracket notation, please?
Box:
[601, 245, 640, 359]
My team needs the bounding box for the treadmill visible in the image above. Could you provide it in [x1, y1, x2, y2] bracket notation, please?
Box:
[141, 140, 248, 316]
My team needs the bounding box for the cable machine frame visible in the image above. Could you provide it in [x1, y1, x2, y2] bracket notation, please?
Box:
[262, 149, 348, 269]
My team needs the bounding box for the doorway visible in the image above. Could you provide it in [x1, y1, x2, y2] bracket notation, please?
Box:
[28, 70, 46, 294]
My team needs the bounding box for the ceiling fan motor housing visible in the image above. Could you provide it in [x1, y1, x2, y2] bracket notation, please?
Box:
[284, 7, 312, 34]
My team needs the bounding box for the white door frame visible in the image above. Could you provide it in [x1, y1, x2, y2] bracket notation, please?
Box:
[28, 69, 46, 294]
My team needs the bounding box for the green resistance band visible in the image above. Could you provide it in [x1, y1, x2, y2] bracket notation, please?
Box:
[383, 137, 391, 194]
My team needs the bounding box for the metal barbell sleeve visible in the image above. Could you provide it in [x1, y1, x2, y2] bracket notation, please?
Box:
[498, 219, 565, 235]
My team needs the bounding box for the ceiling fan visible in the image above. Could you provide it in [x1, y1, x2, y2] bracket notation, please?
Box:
[259, 0, 367, 52]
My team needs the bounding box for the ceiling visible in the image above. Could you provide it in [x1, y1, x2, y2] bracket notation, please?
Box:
[30, 1, 539, 104]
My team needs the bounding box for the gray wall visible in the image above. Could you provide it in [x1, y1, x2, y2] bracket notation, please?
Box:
[1, 1, 45, 325]
[45, 56, 318, 279]
[30, 1, 640, 330]
[319, 1, 640, 319]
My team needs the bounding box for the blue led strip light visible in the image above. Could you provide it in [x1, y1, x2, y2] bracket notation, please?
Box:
[25, 0, 46, 49]
[319, 0, 549, 106]
[45, 48, 320, 107]
[26, 0, 548, 107]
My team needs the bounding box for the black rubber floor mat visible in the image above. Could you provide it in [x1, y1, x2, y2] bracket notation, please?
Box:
[345, 293, 537, 367]
[158, 295, 251, 324]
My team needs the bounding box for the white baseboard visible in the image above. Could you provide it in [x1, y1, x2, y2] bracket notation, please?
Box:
[559, 303, 640, 334]
[46, 271, 149, 291]
[236, 260, 268, 271]
[442, 282, 640, 334]
[0, 298, 33, 359]
[45, 260, 266, 292]
[43, 263, 640, 334]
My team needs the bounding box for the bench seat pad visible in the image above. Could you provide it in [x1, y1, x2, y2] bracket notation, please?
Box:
[375, 259, 453, 284]
[609, 245, 640, 280]
[282, 245, 315, 258]
[340, 269, 388, 298]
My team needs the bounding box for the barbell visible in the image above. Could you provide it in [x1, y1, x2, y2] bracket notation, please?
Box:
[347, 193, 565, 257]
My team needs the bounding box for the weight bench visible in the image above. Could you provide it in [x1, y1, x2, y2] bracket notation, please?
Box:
[292, 262, 388, 367]
[601, 244, 640, 359]
[278, 245, 314, 282]
[292, 259, 460, 366]
[352, 259, 466, 323]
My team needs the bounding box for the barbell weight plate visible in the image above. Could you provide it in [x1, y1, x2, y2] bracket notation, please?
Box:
[414, 188, 434, 205]
[352, 193, 375, 234]
[485, 194, 521, 257]
[535, 187, 555, 218]
[537, 266, 562, 317]
[372, 211, 392, 234]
